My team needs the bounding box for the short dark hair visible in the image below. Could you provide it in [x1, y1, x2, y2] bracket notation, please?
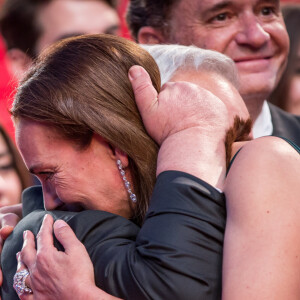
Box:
[0, 0, 117, 58]
[126, 0, 179, 41]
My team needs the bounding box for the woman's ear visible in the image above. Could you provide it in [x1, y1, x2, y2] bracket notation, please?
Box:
[114, 148, 129, 168]
[92, 134, 129, 167]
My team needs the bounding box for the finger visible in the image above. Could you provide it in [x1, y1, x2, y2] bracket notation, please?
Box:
[0, 203, 22, 217]
[0, 212, 20, 231]
[16, 252, 27, 272]
[36, 214, 54, 252]
[17, 255, 33, 290]
[128, 65, 158, 117]
[0, 225, 14, 241]
[15, 255, 33, 300]
[18, 292, 34, 300]
[20, 230, 36, 269]
[53, 220, 83, 255]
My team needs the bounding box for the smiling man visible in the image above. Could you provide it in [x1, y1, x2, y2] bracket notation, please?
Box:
[127, 0, 300, 144]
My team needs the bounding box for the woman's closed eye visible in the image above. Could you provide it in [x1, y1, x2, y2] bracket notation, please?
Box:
[38, 171, 55, 181]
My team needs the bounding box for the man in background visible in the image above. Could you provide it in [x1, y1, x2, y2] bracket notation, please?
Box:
[0, 0, 120, 80]
[0, 0, 120, 138]
[127, 0, 300, 145]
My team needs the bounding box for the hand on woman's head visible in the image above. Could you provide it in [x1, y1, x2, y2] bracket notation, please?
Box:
[129, 65, 230, 186]
[129, 65, 229, 145]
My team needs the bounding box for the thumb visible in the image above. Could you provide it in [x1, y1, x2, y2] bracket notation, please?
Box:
[53, 220, 81, 254]
[128, 65, 158, 118]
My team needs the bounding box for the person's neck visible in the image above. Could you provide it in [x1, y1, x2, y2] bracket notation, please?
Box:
[242, 94, 265, 123]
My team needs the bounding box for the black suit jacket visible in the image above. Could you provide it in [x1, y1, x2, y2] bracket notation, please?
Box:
[269, 103, 300, 146]
[1, 171, 225, 300]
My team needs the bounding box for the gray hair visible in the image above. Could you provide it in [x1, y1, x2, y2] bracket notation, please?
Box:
[141, 44, 239, 88]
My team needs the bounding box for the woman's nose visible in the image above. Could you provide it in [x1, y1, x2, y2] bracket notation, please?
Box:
[42, 183, 61, 210]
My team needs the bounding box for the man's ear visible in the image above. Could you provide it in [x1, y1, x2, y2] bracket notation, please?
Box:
[137, 26, 167, 44]
[6, 48, 33, 81]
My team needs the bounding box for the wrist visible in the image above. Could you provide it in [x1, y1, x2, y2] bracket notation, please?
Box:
[157, 127, 227, 188]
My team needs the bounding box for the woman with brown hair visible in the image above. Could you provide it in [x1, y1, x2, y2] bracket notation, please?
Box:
[13, 34, 160, 225]
[2, 34, 233, 300]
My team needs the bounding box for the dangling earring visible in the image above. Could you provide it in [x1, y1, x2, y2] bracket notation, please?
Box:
[117, 160, 137, 203]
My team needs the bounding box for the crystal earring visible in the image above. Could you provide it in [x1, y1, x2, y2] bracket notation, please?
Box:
[117, 160, 137, 203]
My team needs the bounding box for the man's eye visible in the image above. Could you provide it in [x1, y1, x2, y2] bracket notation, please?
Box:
[209, 11, 234, 24]
[261, 6, 277, 16]
[213, 13, 228, 21]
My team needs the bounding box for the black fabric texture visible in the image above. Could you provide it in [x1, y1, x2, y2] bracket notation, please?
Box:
[269, 103, 300, 146]
[1, 171, 225, 300]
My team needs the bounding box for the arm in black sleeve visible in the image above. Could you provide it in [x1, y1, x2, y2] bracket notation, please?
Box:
[88, 171, 226, 300]
[1, 171, 225, 300]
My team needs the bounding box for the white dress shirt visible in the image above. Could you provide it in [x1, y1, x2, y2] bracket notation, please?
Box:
[252, 101, 273, 139]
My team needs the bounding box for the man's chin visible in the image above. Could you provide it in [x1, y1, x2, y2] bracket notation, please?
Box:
[239, 75, 276, 101]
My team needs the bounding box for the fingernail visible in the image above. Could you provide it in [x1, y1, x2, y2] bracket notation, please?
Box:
[54, 220, 67, 229]
[129, 66, 142, 81]
[16, 252, 20, 259]
[43, 214, 52, 224]
[23, 230, 27, 239]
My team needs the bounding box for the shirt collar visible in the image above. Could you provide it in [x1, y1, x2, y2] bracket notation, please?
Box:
[252, 101, 273, 139]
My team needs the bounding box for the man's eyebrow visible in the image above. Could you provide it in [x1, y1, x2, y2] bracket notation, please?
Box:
[256, 0, 279, 6]
[201, 0, 280, 17]
[202, 1, 234, 15]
